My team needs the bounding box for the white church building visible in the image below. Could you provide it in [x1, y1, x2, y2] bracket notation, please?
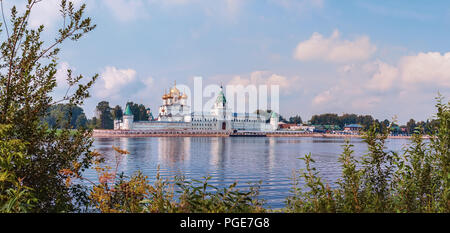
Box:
[114, 82, 279, 132]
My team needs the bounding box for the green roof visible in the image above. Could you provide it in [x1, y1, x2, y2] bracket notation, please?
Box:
[216, 88, 226, 105]
[124, 104, 133, 116]
[271, 111, 277, 118]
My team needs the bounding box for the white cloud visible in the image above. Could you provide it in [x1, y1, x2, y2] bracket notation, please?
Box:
[309, 50, 450, 122]
[366, 61, 399, 91]
[294, 30, 377, 63]
[227, 71, 301, 94]
[400, 52, 450, 88]
[351, 96, 381, 110]
[25, 0, 85, 28]
[95, 66, 159, 105]
[102, 0, 148, 22]
[312, 89, 332, 105]
[55, 62, 71, 88]
[97, 66, 137, 98]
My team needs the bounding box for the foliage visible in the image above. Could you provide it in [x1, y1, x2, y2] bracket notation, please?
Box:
[310, 113, 375, 130]
[0, 124, 36, 212]
[255, 109, 286, 123]
[85, 147, 265, 213]
[0, 0, 97, 212]
[112, 105, 123, 120]
[0, 1, 447, 214]
[126, 101, 149, 122]
[285, 97, 450, 213]
[285, 153, 336, 212]
[42, 103, 88, 129]
[95, 101, 113, 129]
[288, 115, 302, 124]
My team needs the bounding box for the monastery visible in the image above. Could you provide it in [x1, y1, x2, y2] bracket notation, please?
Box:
[114, 82, 279, 132]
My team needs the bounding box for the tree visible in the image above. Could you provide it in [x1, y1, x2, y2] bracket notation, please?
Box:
[310, 113, 340, 126]
[0, 0, 97, 212]
[95, 101, 113, 129]
[87, 117, 98, 130]
[126, 102, 149, 121]
[289, 115, 302, 124]
[112, 105, 123, 120]
[42, 104, 88, 129]
[406, 119, 416, 134]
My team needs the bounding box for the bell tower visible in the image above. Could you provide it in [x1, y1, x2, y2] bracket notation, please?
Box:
[123, 103, 134, 130]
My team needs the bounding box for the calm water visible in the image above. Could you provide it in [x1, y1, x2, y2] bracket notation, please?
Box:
[86, 136, 411, 209]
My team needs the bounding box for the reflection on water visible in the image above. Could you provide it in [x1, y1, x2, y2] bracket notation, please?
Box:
[87, 136, 410, 208]
[158, 137, 191, 166]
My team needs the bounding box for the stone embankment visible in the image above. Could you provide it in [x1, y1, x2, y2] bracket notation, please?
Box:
[93, 130, 428, 139]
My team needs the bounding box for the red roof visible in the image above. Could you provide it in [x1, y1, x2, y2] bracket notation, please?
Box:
[280, 124, 298, 128]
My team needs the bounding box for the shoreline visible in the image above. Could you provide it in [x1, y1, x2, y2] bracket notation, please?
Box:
[92, 129, 428, 139]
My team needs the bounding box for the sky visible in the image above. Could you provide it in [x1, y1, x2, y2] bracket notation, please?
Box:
[7, 0, 450, 124]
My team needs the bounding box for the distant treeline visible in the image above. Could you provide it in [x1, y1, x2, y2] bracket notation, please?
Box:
[42, 104, 88, 129]
[42, 101, 152, 130]
[43, 102, 438, 134]
[306, 113, 438, 135]
[91, 101, 150, 129]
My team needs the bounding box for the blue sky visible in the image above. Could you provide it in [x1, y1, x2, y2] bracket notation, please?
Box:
[13, 0, 450, 124]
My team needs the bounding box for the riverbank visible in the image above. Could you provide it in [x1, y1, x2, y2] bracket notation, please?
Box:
[92, 129, 429, 139]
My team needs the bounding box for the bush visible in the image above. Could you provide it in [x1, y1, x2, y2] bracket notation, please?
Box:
[85, 147, 265, 213]
[284, 96, 450, 213]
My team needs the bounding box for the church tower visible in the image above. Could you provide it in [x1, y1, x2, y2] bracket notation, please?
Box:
[213, 85, 230, 130]
[270, 111, 279, 131]
[123, 103, 134, 130]
[214, 85, 227, 120]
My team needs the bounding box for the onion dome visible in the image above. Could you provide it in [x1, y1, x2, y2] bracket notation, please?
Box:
[170, 81, 180, 96]
[162, 89, 168, 99]
[181, 93, 188, 99]
[170, 86, 180, 96]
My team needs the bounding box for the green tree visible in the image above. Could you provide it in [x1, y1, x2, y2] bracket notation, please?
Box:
[0, 125, 37, 212]
[126, 102, 149, 121]
[289, 115, 302, 124]
[0, 0, 97, 212]
[95, 101, 113, 129]
[112, 105, 123, 120]
[87, 117, 98, 130]
[42, 103, 88, 129]
[406, 119, 416, 134]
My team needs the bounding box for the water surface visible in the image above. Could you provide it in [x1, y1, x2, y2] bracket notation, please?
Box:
[86, 136, 410, 209]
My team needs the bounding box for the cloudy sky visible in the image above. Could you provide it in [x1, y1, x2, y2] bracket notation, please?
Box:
[10, 0, 450, 124]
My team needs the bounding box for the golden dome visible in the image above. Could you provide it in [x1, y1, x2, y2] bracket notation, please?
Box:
[170, 81, 180, 96]
[170, 87, 180, 96]
[181, 93, 188, 99]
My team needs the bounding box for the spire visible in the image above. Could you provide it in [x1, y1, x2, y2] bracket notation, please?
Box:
[124, 103, 133, 116]
[215, 85, 226, 106]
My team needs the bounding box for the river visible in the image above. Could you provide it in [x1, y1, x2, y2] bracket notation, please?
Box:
[86, 136, 411, 209]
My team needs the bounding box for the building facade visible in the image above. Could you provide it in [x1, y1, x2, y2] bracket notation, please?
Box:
[114, 82, 278, 132]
